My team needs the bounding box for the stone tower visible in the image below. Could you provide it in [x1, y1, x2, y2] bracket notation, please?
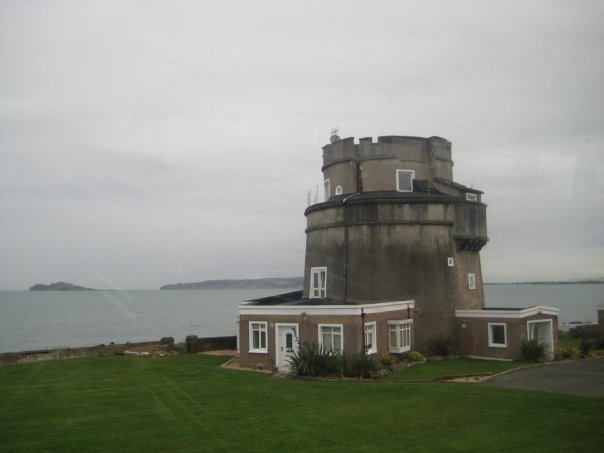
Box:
[302, 135, 488, 348]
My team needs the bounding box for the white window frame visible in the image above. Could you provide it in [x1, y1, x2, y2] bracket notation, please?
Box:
[447, 257, 455, 267]
[468, 273, 476, 289]
[388, 320, 412, 353]
[466, 193, 478, 202]
[335, 185, 343, 195]
[364, 322, 377, 354]
[318, 324, 343, 353]
[249, 321, 268, 353]
[396, 169, 415, 193]
[323, 179, 330, 201]
[309, 267, 327, 299]
[488, 323, 507, 348]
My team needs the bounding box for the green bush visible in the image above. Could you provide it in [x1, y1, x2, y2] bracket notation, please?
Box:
[350, 350, 379, 379]
[426, 335, 459, 356]
[379, 353, 397, 367]
[288, 343, 378, 378]
[287, 342, 329, 376]
[405, 350, 425, 362]
[521, 338, 547, 362]
[558, 347, 579, 359]
[579, 339, 596, 358]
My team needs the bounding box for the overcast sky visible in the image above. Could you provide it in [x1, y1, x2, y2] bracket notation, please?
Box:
[1, 0, 603, 290]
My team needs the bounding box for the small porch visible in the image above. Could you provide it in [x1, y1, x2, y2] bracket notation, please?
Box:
[455, 306, 559, 361]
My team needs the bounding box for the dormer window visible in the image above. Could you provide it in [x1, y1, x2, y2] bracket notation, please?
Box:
[335, 185, 342, 195]
[396, 170, 414, 192]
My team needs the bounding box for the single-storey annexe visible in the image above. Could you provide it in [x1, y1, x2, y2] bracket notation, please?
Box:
[238, 291, 414, 371]
[455, 306, 559, 360]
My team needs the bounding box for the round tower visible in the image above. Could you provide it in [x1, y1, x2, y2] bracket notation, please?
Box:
[303, 135, 488, 349]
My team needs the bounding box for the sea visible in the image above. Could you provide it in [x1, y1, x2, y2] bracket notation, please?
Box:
[0, 284, 602, 354]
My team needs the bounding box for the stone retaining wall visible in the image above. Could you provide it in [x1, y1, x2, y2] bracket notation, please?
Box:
[185, 335, 237, 353]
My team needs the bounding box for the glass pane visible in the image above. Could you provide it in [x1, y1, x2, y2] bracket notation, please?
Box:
[260, 331, 266, 349]
[253, 330, 259, 349]
[334, 334, 341, 352]
[286, 333, 293, 349]
[389, 326, 397, 348]
[492, 325, 505, 344]
[323, 332, 332, 350]
[398, 172, 412, 191]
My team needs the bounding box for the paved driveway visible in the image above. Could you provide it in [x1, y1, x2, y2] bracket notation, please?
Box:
[484, 357, 604, 397]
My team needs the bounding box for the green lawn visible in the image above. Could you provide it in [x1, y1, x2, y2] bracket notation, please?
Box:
[385, 358, 530, 381]
[1, 355, 602, 452]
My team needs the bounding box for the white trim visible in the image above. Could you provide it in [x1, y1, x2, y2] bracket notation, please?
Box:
[240, 300, 415, 316]
[455, 305, 559, 319]
[465, 193, 478, 202]
[323, 179, 330, 201]
[388, 319, 413, 353]
[318, 324, 343, 353]
[275, 323, 299, 371]
[335, 185, 343, 195]
[364, 321, 377, 354]
[488, 322, 507, 348]
[447, 257, 454, 267]
[468, 273, 476, 289]
[396, 169, 415, 192]
[248, 321, 268, 353]
[309, 266, 327, 299]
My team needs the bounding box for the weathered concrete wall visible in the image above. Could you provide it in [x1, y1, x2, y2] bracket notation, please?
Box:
[321, 136, 454, 196]
[303, 197, 486, 350]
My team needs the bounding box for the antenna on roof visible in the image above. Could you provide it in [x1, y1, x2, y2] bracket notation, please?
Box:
[330, 127, 341, 143]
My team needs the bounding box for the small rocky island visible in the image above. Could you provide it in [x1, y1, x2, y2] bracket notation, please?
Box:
[160, 277, 304, 290]
[29, 282, 96, 291]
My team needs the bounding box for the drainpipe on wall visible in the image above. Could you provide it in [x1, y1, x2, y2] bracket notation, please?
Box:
[342, 193, 359, 303]
[361, 308, 366, 351]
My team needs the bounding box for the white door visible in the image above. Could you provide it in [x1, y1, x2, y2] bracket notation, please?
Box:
[276, 325, 298, 371]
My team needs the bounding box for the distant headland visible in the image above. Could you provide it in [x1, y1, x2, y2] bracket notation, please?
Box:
[29, 282, 96, 291]
[160, 277, 304, 290]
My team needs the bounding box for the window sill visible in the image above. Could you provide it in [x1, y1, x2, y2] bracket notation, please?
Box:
[248, 349, 268, 354]
[488, 344, 507, 348]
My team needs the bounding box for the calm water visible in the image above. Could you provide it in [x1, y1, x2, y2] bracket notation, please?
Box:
[0, 285, 602, 353]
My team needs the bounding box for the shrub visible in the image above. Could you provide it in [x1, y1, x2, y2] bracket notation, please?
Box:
[288, 343, 381, 379]
[379, 353, 397, 367]
[558, 347, 579, 360]
[405, 350, 425, 362]
[521, 338, 548, 362]
[287, 342, 329, 376]
[579, 339, 596, 358]
[350, 350, 379, 379]
[323, 351, 347, 378]
[426, 335, 459, 356]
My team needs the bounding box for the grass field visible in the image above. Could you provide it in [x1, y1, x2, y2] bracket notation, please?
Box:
[1, 354, 602, 452]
